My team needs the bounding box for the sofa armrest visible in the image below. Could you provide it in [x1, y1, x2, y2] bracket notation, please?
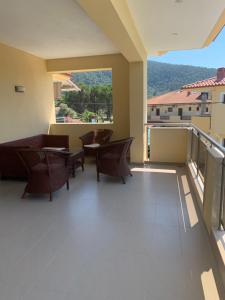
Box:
[43, 134, 69, 149]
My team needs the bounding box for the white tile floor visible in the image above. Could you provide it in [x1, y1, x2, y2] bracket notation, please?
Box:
[0, 164, 224, 300]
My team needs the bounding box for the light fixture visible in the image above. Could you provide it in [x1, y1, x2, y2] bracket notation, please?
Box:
[172, 32, 178, 36]
[15, 85, 25, 93]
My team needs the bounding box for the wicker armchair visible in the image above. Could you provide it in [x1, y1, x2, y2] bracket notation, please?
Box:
[17, 149, 71, 201]
[79, 129, 113, 156]
[96, 137, 134, 184]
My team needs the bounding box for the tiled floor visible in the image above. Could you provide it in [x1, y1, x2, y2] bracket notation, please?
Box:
[0, 164, 224, 300]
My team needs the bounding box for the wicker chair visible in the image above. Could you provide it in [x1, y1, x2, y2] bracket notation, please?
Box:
[96, 137, 134, 184]
[17, 148, 70, 201]
[79, 129, 113, 156]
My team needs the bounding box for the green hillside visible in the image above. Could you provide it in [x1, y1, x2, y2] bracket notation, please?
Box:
[72, 61, 216, 97]
[148, 61, 216, 97]
[72, 71, 112, 86]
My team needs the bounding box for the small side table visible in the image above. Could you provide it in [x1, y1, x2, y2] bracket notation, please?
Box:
[69, 149, 84, 177]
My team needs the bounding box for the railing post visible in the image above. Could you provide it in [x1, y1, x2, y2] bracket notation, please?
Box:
[146, 125, 149, 161]
[148, 126, 151, 161]
[196, 132, 200, 177]
[190, 128, 193, 162]
[218, 158, 225, 230]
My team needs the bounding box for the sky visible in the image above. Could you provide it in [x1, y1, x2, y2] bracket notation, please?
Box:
[149, 27, 225, 69]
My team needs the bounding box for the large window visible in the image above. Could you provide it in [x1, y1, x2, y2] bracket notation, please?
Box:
[54, 70, 113, 123]
[220, 92, 225, 104]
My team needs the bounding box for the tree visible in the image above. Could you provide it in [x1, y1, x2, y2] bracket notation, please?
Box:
[81, 110, 97, 123]
[56, 103, 77, 119]
[60, 83, 113, 122]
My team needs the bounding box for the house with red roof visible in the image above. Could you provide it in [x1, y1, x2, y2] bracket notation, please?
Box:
[147, 88, 211, 122]
[182, 67, 225, 143]
[53, 73, 81, 101]
[148, 67, 225, 144]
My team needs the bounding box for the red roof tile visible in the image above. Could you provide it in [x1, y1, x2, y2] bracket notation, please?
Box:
[182, 76, 225, 89]
[182, 68, 225, 89]
[147, 90, 204, 106]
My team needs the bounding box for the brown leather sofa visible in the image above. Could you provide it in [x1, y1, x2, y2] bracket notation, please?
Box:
[0, 134, 69, 179]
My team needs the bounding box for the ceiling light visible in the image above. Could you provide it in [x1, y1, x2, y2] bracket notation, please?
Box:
[175, 0, 183, 3]
[172, 33, 178, 36]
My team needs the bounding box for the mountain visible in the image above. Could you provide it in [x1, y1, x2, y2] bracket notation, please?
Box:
[72, 61, 217, 97]
[148, 61, 216, 97]
[72, 71, 112, 86]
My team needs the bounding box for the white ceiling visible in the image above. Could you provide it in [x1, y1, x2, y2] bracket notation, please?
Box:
[0, 0, 118, 59]
[127, 0, 225, 55]
[0, 0, 224, 59]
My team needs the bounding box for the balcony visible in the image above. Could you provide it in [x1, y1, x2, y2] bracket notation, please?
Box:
[146, 122, 225, 282]
[0, 1, 225, 298]
[0, 159, 224, 299]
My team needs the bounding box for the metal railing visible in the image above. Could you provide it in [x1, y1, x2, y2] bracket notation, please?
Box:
[145, 122, 225, 230]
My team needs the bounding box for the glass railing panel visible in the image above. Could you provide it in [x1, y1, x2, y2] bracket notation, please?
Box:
[221, 163, 225, 230]
[198, 139, 208, 183]
[145, 122, 225, 231]
[191, 131, 198, 168]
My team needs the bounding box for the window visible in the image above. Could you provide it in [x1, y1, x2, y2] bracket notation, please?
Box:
[152, 108, 154, 111]
[201, 92, 208, 100]
[168, 107, 173, 112]
[189, 107, 192, 111]
[196, 106, 199, 111]
[206, 107, 209, 113]
[54, 69, 113, 124]
[221, 93, 225, 104]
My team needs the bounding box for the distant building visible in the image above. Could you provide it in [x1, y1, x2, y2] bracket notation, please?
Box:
[148, 89, 211, 123]
[183, 67, 225, 144]
[52, 73, 81, 100]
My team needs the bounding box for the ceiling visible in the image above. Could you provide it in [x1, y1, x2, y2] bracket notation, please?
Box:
[0, 0, 224, 59]
[127, 0, 225, 55]
[0, 0, 118, 59]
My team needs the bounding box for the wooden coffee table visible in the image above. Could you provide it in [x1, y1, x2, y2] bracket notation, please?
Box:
[69, 149, 84, 177]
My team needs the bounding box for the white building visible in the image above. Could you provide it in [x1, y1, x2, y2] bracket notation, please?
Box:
[148, 89, 211, 122]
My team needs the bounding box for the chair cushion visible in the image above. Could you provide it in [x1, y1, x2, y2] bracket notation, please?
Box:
[32, 162, 64, 174]
[84, 143, 100, 148]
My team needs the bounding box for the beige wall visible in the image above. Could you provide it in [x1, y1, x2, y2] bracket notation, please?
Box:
[210, 86, 225, 142]
[192, 116, 211, 133]
[211, 103, 225, 136]
[0, 43, 55, 143]
[150, 128, 188, 163]
[47, 54, 131, 157]
[185, 86, 225, 143]
[129, 61, 147, 162]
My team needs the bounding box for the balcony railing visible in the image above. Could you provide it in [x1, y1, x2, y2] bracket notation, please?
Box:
[145, 122, 225, 231]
